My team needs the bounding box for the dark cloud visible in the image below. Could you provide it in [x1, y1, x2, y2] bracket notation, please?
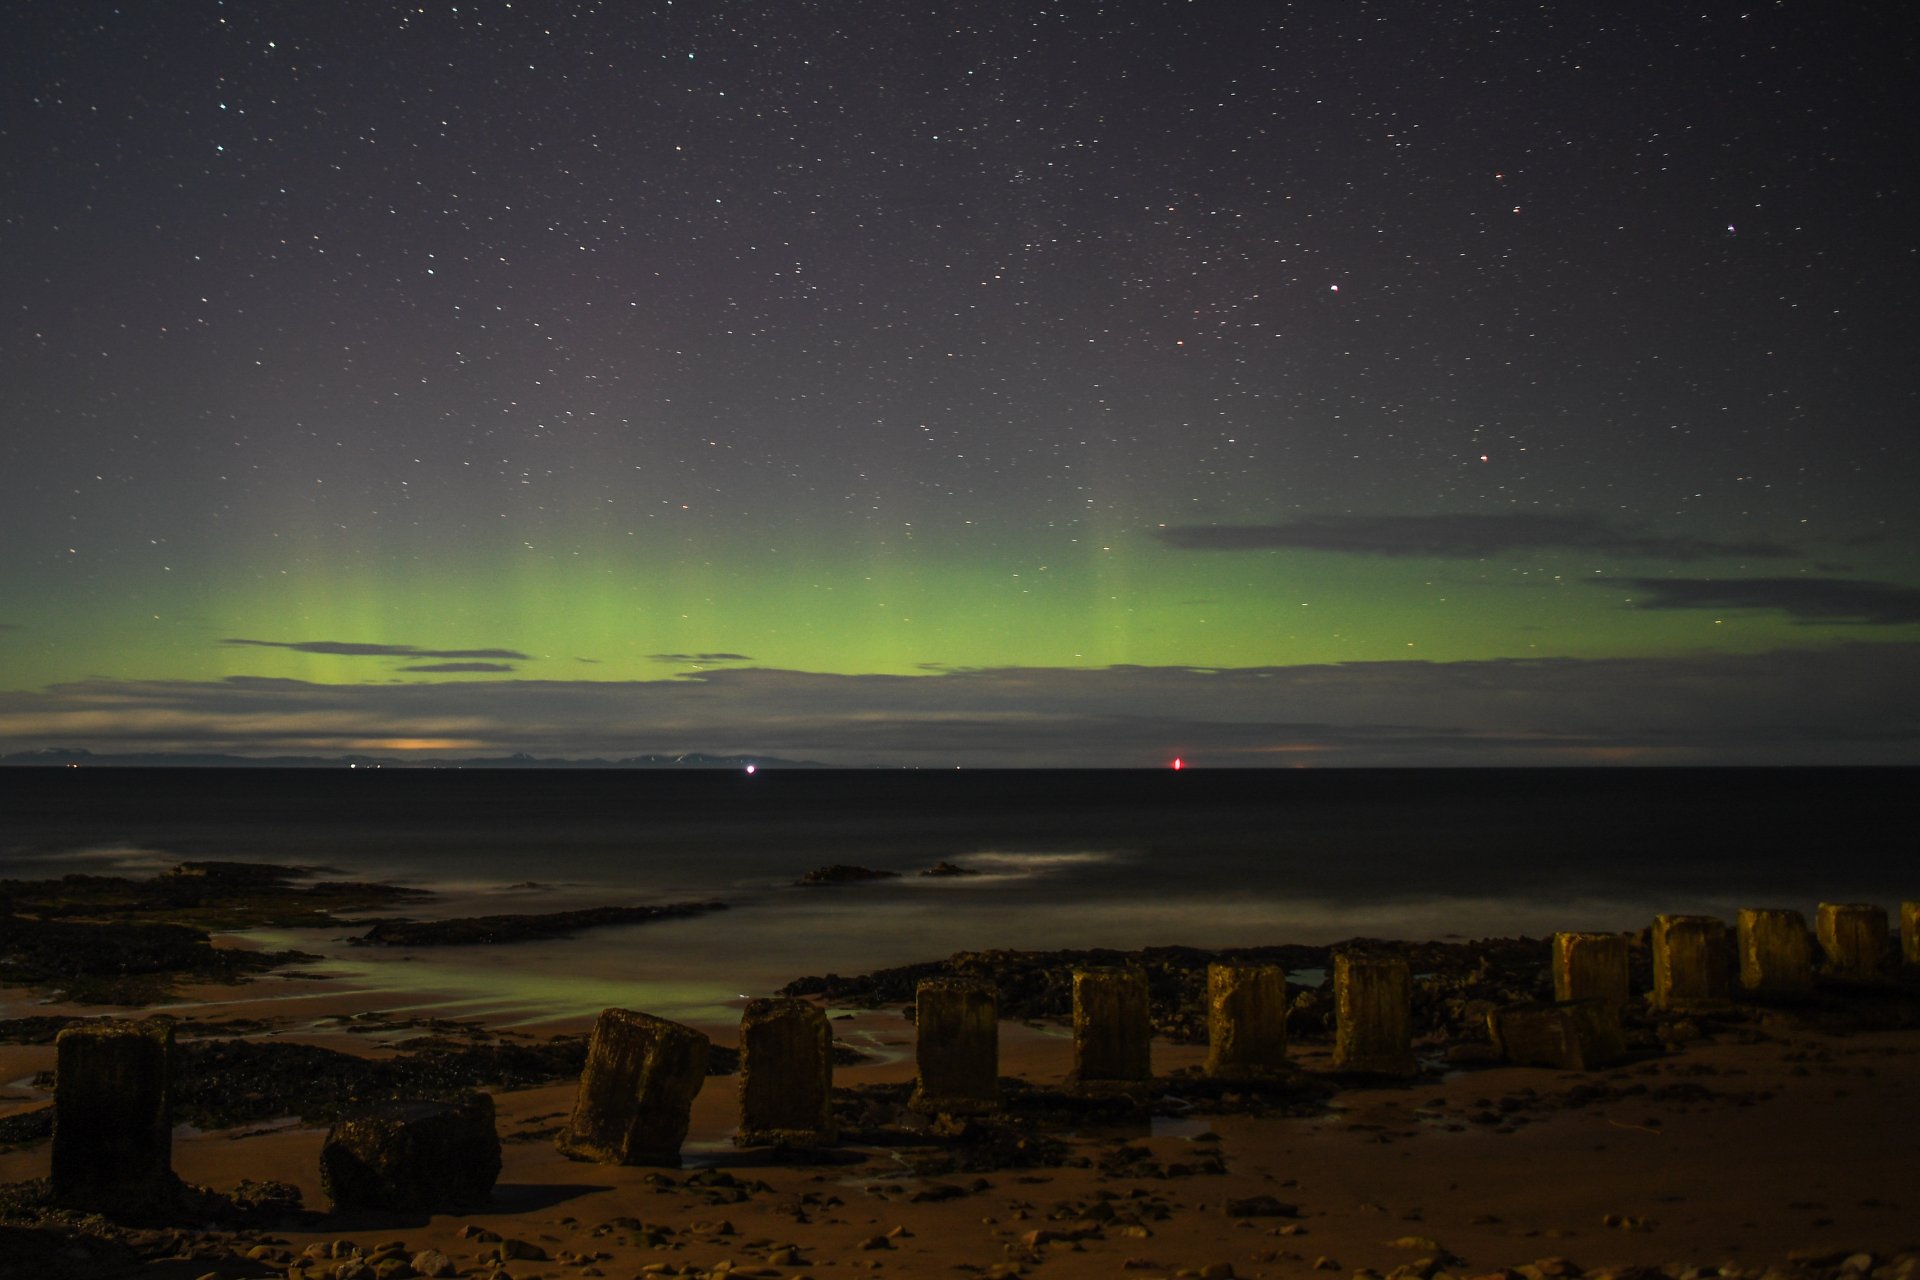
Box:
[396, 662, 517, 673]
[223, 638, 531, 660]
[1155, 513, 1798, 561]
[4, 644, 1916, 767]
[1615, 577, 1920, 625]
[648, 652, 754, 664]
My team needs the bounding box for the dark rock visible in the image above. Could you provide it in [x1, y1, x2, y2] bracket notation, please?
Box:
[355, 900, 726, 947]
[319, 1091, 501, 1212]
[1226, 1195, 1299, 1217]
[921, 861, 980, 877]
[795, 864, 900, 886]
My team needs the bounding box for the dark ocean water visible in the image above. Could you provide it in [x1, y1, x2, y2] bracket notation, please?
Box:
[2, 767, 1912, 1028]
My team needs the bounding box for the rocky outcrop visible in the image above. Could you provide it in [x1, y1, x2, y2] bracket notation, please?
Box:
[355, 900, 726, 946]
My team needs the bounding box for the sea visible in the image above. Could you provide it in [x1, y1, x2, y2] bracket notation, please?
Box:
[2, 767, 1912, 1032]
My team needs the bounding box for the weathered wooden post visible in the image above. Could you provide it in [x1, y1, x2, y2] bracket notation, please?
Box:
[910, 978, 999, 1114]
[1069, 968, 1151, 1088]
[1553, 931, 1630, 1007]
[1736, 908, 1813, 996]
[51, 1018, 176, 1209]
[1332, 952, 1415, 1075]
[1487, 999, 1626, 1070]
[557, 1008, 708, 1167]
[1650, 914, 1731, 1010]
[1815, 902, 1889, 980]
[736, 997, 836, 1147]
[1903, 901, 1920, 968]
[1204, 962, 1289, 1079]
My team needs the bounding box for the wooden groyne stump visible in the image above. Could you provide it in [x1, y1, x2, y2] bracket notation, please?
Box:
[1487, 999, 1626, 1070]
[1204, 962, 1289, 1079]
[1737, 908, 1813, 997]
[1904, 901, 1920, 968]
[319, 1092, 501, 1213]
[1332, 952, 1415, 1076]
[1552, 931, 1630, 1007]
[1068, 968, 1151, 1088]
[557, 1008, 708, 1167]
[51, 1017, 176, 1211]
[910, 978, 999, 1115]
[1816, 902, 1889, 981]
[1651, 914, 1731, 1011]
[736, 997, 836, 1148]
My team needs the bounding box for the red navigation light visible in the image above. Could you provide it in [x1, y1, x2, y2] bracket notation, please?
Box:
[1172, 757, 1184, 771]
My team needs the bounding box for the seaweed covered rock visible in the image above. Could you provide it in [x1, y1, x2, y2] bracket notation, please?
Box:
[319, 1091, 501, 1213]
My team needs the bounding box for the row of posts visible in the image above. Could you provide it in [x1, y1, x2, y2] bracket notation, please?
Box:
[43, 900, 1920, 1200]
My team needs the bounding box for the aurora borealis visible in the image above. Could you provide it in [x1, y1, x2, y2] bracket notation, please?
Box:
[2, 3, 1916, 765]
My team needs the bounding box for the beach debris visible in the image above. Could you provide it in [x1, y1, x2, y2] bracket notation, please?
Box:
[558, 1008, 709, 1167]
[1816, 903, 1890, 980]
[795, 863, 901, 886]
[736, 997, 837, 1148]
[1205, 963, 1290, 1080]
[1552, 932, 1630, 1008]
[1650, 915, 1732, 1012]
[1069, 968, 1153, 1089]
[1332, 952, 1417, 1076]
[50, 1016, 178, 1212]
[1486, 1000, 1627, 1071]
[910, 978, 1000, 1115]
[1738, 908, 1815, 996]
[318, 1091, 502, 1213]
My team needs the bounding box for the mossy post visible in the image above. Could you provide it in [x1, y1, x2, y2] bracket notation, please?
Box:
[557, 1008, 708, 1167]
[736, 997, 836, 1147]
[1069, 968, 1151, 1088]
[1651, 914, 1731, 1011]
[1332, 952, 1415, 1076]
[1204, 962, 1288, 1079]
[1815, 902, 1889, 980]
[1904, 902, 1920, 968]
[51, 1018, 176, 1209]
[1552, 931, 1630, 1007]
[1736, 908, 1813, 997]
[910, 978, 999, 1114]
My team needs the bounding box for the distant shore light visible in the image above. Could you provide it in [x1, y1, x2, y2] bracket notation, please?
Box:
[1172, 757, 1184, 770]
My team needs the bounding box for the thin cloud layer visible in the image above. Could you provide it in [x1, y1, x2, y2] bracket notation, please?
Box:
[223, 638, 531, 660]
[1617, 577, 1920, 625]
[1156, 513, 1797, 561]
[3, 644, 1915, 767]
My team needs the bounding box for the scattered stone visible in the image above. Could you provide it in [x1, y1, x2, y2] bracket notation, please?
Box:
[319, 1091, 501, 1212]
[1225, 1195, 1298, 1218]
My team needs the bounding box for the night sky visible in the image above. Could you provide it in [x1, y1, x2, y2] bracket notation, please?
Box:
[3, 2, 1916, 766]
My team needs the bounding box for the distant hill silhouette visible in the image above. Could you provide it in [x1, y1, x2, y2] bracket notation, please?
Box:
[0, 747, 825, 770]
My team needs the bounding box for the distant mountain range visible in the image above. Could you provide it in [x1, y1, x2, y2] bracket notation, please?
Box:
[0, 747, 826, 769]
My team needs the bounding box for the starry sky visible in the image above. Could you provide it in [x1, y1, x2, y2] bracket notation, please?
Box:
[2, 1, 1916, 766]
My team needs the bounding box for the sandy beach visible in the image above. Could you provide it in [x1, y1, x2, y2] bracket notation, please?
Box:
[4, 951, 1918, 1280]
